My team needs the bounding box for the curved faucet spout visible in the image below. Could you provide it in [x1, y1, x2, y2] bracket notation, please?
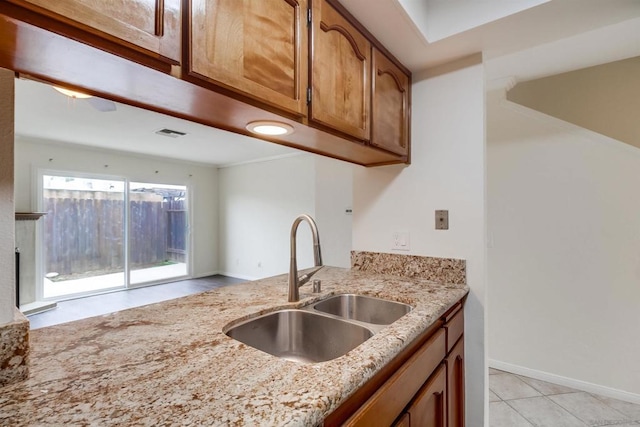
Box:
[288, 214, 323, 302]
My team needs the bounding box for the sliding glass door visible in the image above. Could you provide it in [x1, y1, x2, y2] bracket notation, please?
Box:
[41, 172, 189, 299]
[129, 182, 188, 286]
[42, 174, 126, 298]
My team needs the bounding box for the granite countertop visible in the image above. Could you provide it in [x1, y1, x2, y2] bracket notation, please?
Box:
[0, 267, 468, 426]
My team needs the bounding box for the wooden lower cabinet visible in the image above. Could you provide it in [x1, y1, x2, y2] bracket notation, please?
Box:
[446, 338, 465, 427]
[402, 364, 447, 427]
[326, 301, 465, 427]
[393, 413, 411, 427]
[342, 329, 446, 426]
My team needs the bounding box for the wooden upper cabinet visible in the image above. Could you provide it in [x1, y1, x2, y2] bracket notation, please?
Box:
[189, 0, 308, 116]
[371, 48, 410, 157]
[7, 0, 181, 64]
[310, 0, 371, 141]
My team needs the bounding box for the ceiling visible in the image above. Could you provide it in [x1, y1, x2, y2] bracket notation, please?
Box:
[14, 79, 299, 167]
[506, 56, 640, 149]
[14, 0, 640, 166]
[395, 0, 551, 43]
[341, 0, 640, 81]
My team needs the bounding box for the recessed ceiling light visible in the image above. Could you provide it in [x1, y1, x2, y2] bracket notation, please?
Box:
[52, 86, 92, 99]
[246, 121, 294, 136]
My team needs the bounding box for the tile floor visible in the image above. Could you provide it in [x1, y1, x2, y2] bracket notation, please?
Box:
[490, 368, 640, 426]
[28, 275, 246, 329]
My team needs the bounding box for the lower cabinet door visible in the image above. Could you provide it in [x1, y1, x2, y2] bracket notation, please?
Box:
[392, 413, 410, 427]
[446, 337, 465, 427]
[407, 364, 447, 427]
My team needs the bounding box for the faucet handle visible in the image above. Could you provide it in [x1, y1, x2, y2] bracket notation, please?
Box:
[313, 279, 322, 293]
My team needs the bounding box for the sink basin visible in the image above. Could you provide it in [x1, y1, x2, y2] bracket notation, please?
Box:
[225, 309, 373, 363]
[312, 294, 412, 325]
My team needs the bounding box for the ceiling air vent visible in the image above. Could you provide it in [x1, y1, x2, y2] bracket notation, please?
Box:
[155, 128, 187, 138]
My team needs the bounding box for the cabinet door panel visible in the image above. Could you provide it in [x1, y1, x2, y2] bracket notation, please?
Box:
[371, 48, 409, 156]
[311, 0, 370, 140]
[190, 0, 307, 116]
[8, 0, 180, 63]
[446, 337, 465, 427]
[393, 413, 410, 427]
[344, 329, 446, 426]
[408, 364, 447, 427]
[444, 305, 464, 353]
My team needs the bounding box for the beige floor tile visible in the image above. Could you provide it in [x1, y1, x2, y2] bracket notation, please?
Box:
[549, 392, 631, 426]
[508, 396, 587, 427]
[490, 373, 542, 400]
[490, 401, 533, 427]
[517, 375, 579, 396]
[591, 394, 640, 420]
[490, 390, 502, 402]
[490, 368, 506, 375]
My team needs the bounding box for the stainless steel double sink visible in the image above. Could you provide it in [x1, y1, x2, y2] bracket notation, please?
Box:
[224, 294, 412, 363]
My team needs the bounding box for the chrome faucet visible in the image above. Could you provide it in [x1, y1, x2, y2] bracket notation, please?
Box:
[288, 214, 323, 302]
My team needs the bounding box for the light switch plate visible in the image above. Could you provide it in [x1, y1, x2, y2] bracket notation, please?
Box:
[392, 231, 410, 251]
[435, 210, 449, 230]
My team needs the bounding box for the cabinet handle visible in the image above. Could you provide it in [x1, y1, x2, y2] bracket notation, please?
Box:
[155, 0, 165, 37]
[436, 391, 446, 427]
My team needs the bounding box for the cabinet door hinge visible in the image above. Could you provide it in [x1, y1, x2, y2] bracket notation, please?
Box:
[307, 8, 312, 25]
[306, 87, 312, 104]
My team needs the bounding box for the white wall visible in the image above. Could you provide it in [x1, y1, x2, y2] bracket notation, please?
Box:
[352, 63, 487, 425]
[218, 155, 316, 280]
[15, 137, 354, 289]
[218, 154, 354, 280]
[488, 91, 640, 402]
[14, 137, 219, 279]
[314, 156, 353, 268]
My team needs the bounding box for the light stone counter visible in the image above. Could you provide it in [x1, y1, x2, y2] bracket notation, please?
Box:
[0, 267, 468, 426]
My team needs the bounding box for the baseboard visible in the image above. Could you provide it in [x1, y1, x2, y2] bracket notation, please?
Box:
[20, 301, 58, 316]
[193, 271, 257, 281]
[191, 271, 220, 279]
[489, 359, 640, 405]
[216, 271, 259, 281]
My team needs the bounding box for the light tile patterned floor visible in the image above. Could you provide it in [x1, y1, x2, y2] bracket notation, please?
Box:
[489, 368, 640, 427]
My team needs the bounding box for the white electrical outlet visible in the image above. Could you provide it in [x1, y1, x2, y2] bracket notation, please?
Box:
[392, 231, 410, 251]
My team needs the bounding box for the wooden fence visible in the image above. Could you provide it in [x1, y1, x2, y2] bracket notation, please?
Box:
[43, 189, 186, 277]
